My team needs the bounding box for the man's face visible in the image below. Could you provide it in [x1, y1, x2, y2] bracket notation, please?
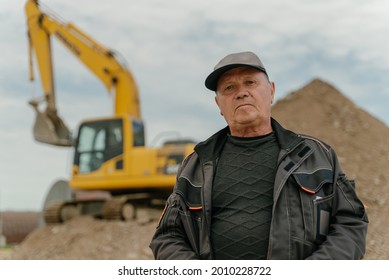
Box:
[215, 66, 275, 135]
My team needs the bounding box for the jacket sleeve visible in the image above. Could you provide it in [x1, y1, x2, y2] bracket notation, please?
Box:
[149, 154, 200, 260]
[149, 193, 199, 260]
[306, 149, 369, 260]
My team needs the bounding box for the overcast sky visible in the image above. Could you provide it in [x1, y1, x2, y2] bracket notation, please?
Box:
[1, 0, 388, 211]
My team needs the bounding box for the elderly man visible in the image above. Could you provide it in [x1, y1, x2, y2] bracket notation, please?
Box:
[150, 51, 368, 260]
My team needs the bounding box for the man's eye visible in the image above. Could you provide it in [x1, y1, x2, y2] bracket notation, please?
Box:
[224, 85, 234, 92]
[245, 80, 256, 86]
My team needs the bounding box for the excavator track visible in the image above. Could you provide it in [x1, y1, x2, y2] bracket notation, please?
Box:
[43, 193, 161, 224]
[44, 201, 67, 224]
[102, 193, 154, 220]
[102, 197, 134, 220]
[44, 201, 61, 224]
[44, 201, 82, 224]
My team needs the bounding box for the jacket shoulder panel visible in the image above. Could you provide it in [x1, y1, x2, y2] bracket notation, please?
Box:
[299, 134, 332, 154]
[289, 135, 337, 194]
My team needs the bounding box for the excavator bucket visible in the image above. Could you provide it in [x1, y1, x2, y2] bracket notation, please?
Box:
[30, 103, 73, 147]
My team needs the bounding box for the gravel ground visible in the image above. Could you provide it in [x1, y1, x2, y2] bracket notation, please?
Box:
[6, 217, 157, 260]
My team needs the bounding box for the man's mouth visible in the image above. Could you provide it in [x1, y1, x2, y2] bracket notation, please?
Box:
[235, 103, 253, 110]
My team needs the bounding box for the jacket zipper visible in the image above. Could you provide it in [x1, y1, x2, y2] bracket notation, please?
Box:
[267, 139, 309, 259]
[201, 159, 217, 260]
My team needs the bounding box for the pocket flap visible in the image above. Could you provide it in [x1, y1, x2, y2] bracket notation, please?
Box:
[293, 168, 333, 194]
[176, 177, 202, 209]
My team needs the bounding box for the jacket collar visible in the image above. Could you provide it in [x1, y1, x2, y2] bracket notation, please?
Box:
[271, 118, 303, 152]
[194, 118, 303, 163]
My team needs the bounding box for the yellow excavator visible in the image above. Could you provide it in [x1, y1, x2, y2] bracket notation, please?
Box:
[25, 0, 195, 224]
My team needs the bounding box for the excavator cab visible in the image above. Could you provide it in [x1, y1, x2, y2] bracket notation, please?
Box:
[74, 118, 126, 173]
[29, 99, 73, 147]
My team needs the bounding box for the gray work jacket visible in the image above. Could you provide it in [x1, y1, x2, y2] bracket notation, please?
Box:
[150, 119, 368, 259]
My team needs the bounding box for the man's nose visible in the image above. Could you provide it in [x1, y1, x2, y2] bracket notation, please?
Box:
[236, 86, 249, 99]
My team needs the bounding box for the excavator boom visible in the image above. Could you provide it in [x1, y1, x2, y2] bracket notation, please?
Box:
[26, 0, 141, 146]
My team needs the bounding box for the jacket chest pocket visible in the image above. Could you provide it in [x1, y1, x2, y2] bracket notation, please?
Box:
[312, 195, 334, 242]
[292, 168, 334, 244]
[179, 207, 211, 258]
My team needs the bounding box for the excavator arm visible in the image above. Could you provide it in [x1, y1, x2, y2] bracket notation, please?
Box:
[25, 0, 141, 146]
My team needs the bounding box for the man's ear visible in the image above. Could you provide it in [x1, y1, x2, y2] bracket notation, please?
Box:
[270, 81, 276, 104]
[214, 95, 223, 116]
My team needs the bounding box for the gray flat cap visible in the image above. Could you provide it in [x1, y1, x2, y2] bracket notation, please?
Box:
[205, 51, 268, 91]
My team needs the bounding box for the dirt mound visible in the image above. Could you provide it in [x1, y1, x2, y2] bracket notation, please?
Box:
[272, 78, 389, 259]
[3, 78, 388, 260]
[8, 217, 156, 260]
